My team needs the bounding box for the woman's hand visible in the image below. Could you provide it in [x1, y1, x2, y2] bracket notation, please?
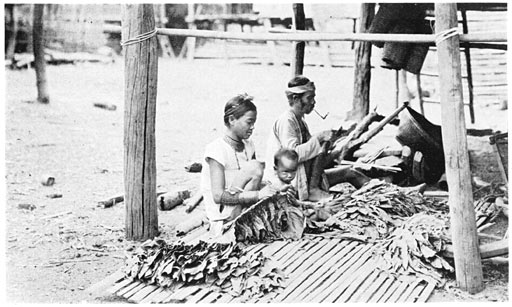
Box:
[257, 184, 278, 200]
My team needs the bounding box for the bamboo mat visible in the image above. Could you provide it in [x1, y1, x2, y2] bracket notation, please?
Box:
[99, 235, 437, 303]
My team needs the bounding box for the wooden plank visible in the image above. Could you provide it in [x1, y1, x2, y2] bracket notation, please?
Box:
[214, 293, 235, 303]
[377, 279, 401, 303]
[121, 282, 147, 299]
[279, 240, 358, 302]
[396, 280, 421, 303]
[186, 288, 212, 303]
[149, 288, 175, 304]
[279, 237, 324, 269]
[277, 239, 347, 299]
[106, 278, 133, 294]
[260, 240, 288, 257]
[385, 281, 409, 303]
[159, 290, 180, 303]
[115, 280, 141, 296]
[284, 238, 338, 274]
[296, 245, 369, 302]
[367, 276, 394, 303]
[292, 241, 364, 302]
[480, 239, 508, 259]
[200, 290, 222, 303]
[404, 281, 427, 303]
[138, 287, 165, 304]
[347, 269, 380, 302]
[416, 278, 437, 302]
[128, 284, 159, 303]
[165, 285, 201, 302]
[314, 246, 374, 302]
[334, 259, 378, 302]
[356, 272, 388, 302]
[273, 239, 308, 262]
[277, 239, 314, 267]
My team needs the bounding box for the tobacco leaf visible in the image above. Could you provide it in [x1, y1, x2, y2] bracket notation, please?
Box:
[123, 238, 285, 300]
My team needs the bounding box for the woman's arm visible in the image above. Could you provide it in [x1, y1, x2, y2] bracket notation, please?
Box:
[208, 158, 261, 205]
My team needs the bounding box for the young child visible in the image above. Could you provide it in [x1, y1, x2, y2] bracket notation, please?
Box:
[270, 148, 331, 220]
[269, 148, 299, 191]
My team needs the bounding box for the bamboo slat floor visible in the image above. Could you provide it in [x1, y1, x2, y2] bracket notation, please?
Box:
[97, 233, 437, 303]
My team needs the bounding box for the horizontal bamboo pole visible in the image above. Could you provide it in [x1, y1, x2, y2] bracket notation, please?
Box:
[104, 24, 507, 43]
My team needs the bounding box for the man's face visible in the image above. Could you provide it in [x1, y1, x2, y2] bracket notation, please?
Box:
[275, 156, 298, 184]
[299, 91, 316, 114]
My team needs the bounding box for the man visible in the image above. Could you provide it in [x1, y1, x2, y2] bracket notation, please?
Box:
[264, 75, 369, 201]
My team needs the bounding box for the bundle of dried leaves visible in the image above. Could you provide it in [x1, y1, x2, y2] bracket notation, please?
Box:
[316, 180, 447, 240]
[372, 213, 453, 287]
[222, 195, 306, 243]
[124, 239, 285, 300]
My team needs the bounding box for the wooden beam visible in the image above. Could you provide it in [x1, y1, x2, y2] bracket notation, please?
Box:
[348, 3, 375, 120]
[122, 4, 159, 241]
[103, 24, 507, 43]
[291, 3, 305, 76]
[434, 3, 483, 294]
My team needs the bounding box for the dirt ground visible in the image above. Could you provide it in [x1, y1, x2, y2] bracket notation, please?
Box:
[3, 54, 508, 303]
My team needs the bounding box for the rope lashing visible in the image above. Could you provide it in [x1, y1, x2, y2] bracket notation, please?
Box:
[120, 28, 158, 46]
[435, 27, 460, 45]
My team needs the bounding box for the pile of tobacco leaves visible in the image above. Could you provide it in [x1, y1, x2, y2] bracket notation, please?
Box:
[318, 180, 448, 241]
[124, 239, 285, 300]
[222, 195, 306, 243]
[372, 213, 454, 287]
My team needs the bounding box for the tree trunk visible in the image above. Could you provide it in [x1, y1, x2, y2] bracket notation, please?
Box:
[6, 4, 17, 61]
[33, 4, 49, 103]
[435, 3, 483, 294]
[348, 3, 375, 120]
[122, 4, 159, 241]
[291, 3, 305, 76]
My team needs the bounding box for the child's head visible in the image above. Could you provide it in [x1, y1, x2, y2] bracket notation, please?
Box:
[223, 93, 257, 140]
[273, 148, 299, 184]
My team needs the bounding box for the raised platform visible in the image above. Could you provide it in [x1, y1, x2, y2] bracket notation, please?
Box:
[90, 234, 437, 303]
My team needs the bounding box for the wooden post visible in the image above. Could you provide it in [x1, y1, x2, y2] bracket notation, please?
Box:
[33, 4, 50, 104]
[186, 3, 196, 61]
[6, 4, 17, 62]
[291, 3, 305, 76]
[416, 73, 425, 115]
[122, 4, 159, 241]
[348, 3, 374, 120]
[434, 3, 483, 294]
[461, 8, 475, 124]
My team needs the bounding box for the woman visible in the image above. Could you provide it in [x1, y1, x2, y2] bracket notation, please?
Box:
[200, 94, 277, 237]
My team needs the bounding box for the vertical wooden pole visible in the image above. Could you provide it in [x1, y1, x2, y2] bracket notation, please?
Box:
[434, 3, 483, 294]
[122, 4, 159, 241]
[394, 70, 399, 108]
[461, 9, 475, 124]
[348, 3, 374, 120]
[33, 4, 50, 104]
[186, 3, 196, 61]
[416, 73, 425, 115]
[6, 4, 18, 62]
[291, 3, 305, 76]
